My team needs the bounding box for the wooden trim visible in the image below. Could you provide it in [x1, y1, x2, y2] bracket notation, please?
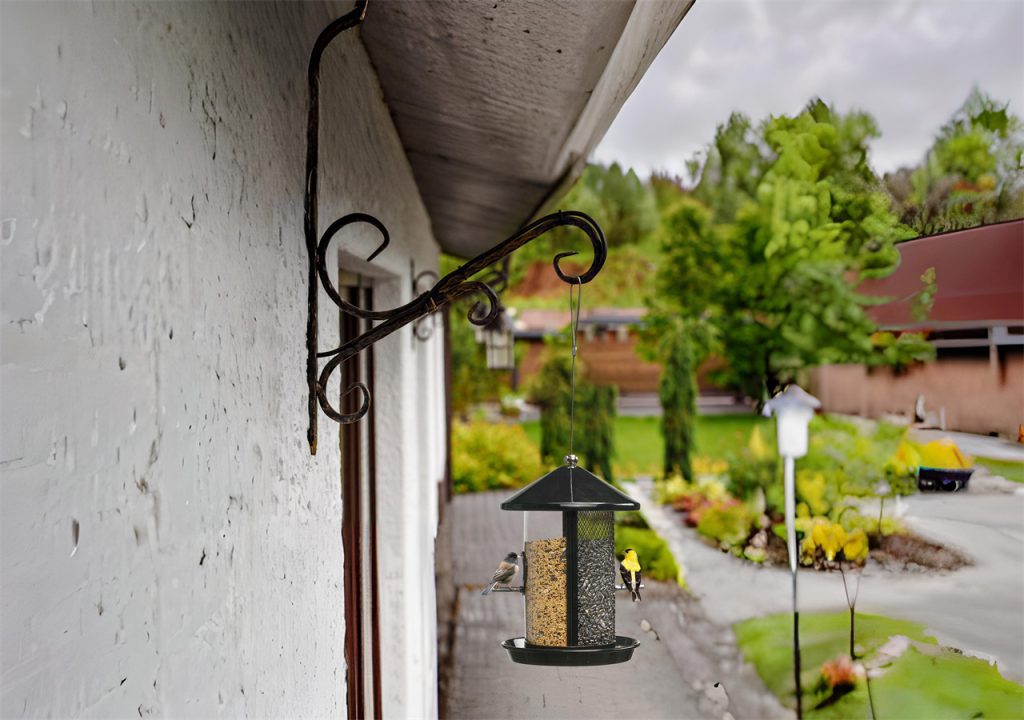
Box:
[341, 286, 364, 720]
[366, 288, 383, 719]
[341, 285, 381, 719]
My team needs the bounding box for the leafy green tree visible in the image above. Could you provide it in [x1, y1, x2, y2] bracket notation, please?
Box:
[650, 171, 687, 215]
[580, 162, 659, 247]
[655, 100, 934, 403]
[691, 112, 768, 223]
[886, 88, 1024, 234]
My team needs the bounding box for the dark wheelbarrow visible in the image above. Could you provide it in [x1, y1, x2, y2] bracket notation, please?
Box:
[918, 466, 974, 492]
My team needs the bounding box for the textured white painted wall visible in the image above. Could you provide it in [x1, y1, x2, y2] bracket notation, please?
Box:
[1, 3, 443, 717]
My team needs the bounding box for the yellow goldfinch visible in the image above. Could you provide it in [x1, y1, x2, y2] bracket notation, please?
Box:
[620, 548, 642, 602]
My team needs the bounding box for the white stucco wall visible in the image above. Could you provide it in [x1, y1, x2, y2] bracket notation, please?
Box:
[1, 3, 444, 718]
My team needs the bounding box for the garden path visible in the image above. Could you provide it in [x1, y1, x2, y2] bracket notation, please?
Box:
[446, 490, 787, 719]
[626, 478, 1024, 683]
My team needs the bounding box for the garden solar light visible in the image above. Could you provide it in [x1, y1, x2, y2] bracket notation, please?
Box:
[763, 383, 820, 720]
[484, 276, 642, 666]
[763, 384, 820, 574]
[764, 384, 820, 459]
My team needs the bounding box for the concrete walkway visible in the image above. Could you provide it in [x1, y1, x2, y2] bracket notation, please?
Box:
[625, 478, 1024, 683]
[446, 491, 787, 719]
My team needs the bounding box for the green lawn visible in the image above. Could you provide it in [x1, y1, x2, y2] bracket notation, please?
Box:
[520, 413, 771, 477]
[976, 455, 1024, 483]
[735, 611, 1024, 719]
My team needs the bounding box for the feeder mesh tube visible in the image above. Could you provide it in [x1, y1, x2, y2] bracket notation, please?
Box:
[576, 511, 616, 645]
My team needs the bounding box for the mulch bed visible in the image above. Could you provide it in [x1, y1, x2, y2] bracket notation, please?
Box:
[869, 532, 971, 572]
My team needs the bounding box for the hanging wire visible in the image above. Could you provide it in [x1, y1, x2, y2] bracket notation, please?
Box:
[567, 278, 583, 458]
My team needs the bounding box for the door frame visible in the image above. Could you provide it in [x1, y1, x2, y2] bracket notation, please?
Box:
[340, 283, 382, 719]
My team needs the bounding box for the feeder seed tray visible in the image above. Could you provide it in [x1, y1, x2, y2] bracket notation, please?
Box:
[501, 636, 640, 666]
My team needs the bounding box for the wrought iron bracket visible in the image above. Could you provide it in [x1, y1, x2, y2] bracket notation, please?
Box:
[410, 262, 440, 343]
[304, 4, 608, 454]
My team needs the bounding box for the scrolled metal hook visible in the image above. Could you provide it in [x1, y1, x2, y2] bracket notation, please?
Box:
[547, 211, 607, 285]
[316, 213, 393, 320]
[446, 280, 501, 327]
[316, 356, 371, 424]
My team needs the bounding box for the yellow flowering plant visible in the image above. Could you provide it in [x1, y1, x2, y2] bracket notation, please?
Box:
[800, 519, 869, 567]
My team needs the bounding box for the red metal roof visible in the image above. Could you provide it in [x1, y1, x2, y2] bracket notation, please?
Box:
[864, 219, 1024, 329]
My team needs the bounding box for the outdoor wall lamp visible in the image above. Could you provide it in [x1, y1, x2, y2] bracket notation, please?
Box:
[476, 307, 516, 371]
[303, 4, 608, 454]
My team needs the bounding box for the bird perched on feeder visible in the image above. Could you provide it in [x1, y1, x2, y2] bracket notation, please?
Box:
[620, 548, 642, 602]
[481, 551, 519, 595]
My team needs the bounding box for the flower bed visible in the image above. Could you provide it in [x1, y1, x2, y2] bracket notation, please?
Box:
[654, 418, 973, 572]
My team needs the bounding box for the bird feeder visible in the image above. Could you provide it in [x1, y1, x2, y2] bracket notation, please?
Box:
[496, 456, 641, 666]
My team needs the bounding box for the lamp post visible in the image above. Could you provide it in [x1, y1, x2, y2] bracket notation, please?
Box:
[763, 384, 820, 720]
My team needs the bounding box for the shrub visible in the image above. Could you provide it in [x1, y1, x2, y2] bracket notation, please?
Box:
[615, 525, 683, 584]
[655, 474, 691, 505]
[696, 501, 757, 550]
[796, 470, 833, 517]
[841, 511, 906, 537]
[447, 297, 508, 416]
[693, 455, 729, 477]
[528, 341, 616, 480]
[451, 421, 545, 494]
[616, 510, 650, 529]
[726, 426, 779, 505]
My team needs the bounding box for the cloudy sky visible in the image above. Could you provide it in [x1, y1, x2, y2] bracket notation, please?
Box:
[593, 0, 1024, 180]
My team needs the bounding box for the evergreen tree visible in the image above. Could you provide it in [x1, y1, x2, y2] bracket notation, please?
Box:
[659, 327, 697, 481]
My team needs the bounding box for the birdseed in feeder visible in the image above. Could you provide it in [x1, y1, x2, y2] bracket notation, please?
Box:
[577, 535, 616, 645]
[525, 537, 567, 646]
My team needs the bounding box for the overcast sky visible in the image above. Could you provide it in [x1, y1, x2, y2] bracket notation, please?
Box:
[593, 0, 1024, 180]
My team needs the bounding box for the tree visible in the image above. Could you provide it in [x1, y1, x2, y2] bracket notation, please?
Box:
[654, 100, 934, 404]
[527, 337, 617, 481]
[886, 88, 1024, 234]
[658, 325, 698, 481]
[510, 162, 660, 281]
[577, 384, 617, 482]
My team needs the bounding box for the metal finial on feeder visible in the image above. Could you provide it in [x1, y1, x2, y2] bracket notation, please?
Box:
[565, 454, 578, 468]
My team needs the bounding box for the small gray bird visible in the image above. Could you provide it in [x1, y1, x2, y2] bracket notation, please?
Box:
[481, 551, 519, 595]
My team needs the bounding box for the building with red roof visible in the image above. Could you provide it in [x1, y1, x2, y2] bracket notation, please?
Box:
[811, 219, 1023, 437]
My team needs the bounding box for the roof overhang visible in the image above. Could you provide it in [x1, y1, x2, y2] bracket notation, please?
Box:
[360, 0, 693, 258]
